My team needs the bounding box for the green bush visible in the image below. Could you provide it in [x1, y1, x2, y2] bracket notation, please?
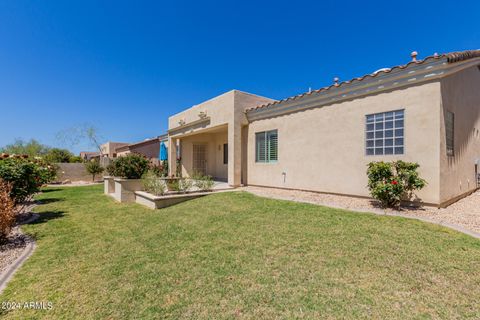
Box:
[367, 160, 426, 207]
[142, 170, 166, 196]
[193, 174, 215, 192]
[84, 160, 104, 182]
[0, 156, 57, 203]
[110, 154, 149, 179]
[43, 148, 74, 163]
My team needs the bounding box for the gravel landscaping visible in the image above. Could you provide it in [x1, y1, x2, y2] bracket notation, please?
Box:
[245, 186, 480, 235]
[0, 203, 36, 273]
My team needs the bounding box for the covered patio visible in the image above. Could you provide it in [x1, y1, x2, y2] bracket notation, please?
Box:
[169, 124, 229, 182]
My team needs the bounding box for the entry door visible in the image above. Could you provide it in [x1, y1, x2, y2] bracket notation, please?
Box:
[192, 144, 207, 175]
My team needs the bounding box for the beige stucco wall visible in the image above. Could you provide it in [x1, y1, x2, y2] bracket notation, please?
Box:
[168, 90, 274, 185]
[100, 142, 129, 158]
[247, 81, 442, 204]
[439, 65, 480, 203]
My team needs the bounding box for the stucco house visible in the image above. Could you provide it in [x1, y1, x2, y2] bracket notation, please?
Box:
[168, 50, 480, 207]
[100, 141, 129, 158]
[116, 134, 168, 159]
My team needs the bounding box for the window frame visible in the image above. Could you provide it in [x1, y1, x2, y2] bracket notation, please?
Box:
[365, 109, 405, 156]
[446, 110, 454, 157]
[255, 129, 278, 163]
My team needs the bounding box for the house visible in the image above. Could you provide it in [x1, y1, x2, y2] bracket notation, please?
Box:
[100, 141, 129, 158]
[168, 49, 480, 207]
[79, 151, 100, 161]
[116, 134, 168, 159]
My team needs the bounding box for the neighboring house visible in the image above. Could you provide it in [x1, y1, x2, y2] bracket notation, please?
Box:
[116, 136, 165, 159]
[100, 141, 129, 158]
[79, 151, 100, 161]
[168, 50, 480, 207]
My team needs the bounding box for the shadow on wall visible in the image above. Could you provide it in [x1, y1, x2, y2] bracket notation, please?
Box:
[441, 67, 480, 169]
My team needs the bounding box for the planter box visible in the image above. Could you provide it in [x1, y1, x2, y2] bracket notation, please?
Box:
[135, 191, 210, 209]
[113, 178, 143, 203]
[104, 176, 115, 195]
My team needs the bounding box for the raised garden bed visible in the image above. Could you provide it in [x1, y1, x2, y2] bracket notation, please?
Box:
[134, 191, 211, 209]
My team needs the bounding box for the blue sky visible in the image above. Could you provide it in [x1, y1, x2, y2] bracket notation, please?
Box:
[0, 0, 479, 153]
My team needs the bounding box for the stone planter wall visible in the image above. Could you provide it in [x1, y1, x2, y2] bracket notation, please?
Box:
[104, 176, 115, 195]
[113, 178, 144, 203]
[135, 191, 209, 209]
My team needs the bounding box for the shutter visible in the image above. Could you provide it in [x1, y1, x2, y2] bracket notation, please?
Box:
[267, 130, 278, 162]
[256, 132, 266, 162]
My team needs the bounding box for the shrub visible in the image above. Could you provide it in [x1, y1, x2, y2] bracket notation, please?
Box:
[142, 171, 166, 196]
[193, 174, 215, 192]
[0, 179, 16, 242]
[110, 154, 149, 179]
[367, 160, 427, 207]
[178, 179, 193, 193]
[0, 156, 55, 204]
[43, 148, 74, 163]
[84, 160, 104, 182]
[150, 160, 168, 177]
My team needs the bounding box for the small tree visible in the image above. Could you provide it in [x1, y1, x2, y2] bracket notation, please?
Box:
[43, 148, 74, 163]
[85, 160, 104, 182]
[367, 160, 427, 207]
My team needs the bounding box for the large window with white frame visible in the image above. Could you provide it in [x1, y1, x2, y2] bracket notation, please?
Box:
[256, 130, 278, 163]
[365, 110, 404, 155]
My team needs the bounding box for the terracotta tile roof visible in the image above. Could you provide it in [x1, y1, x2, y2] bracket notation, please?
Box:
[246, 49, 480, 113]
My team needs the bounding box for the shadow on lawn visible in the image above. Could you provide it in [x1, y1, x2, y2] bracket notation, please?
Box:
[40, 188, 62, 193]
[37, 197, 63, 205]
[31, 210, 66, 225]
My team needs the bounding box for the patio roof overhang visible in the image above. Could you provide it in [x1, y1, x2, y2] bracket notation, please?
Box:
[168, 120, 227, 139]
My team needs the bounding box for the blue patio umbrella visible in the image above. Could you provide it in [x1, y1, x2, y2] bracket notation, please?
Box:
[159, 141, 168, 161]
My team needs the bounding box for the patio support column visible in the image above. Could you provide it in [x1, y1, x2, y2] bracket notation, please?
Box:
[168, 137, 177, 177]
[228, 122, 242, 187]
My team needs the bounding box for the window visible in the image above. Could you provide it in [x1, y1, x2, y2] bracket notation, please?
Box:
[446, 111, 454, 156]
[366, 110, 404, 155]
[223, 143, 228, 164]
[256, 130, 278, 163]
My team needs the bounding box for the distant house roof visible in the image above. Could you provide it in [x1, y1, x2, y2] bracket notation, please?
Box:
[246, 49, 480, 114]
[116, 137, 161, 152]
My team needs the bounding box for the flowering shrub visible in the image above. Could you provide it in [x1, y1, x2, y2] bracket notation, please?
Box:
[367, 161, 427, 207]
[0, 155, 57, 203]
[110, 154, 149, 179]
[0, 179, 16, 242]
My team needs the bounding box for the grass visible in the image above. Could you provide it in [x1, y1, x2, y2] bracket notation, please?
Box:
[1, 185, 479, 319]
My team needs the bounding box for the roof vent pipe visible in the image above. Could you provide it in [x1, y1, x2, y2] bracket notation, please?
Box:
[433, 52, 439, 59]
[333, 77, 339, 87]
[411, 51, 418, 62]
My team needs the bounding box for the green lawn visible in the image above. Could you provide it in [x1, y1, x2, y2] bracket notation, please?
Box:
[1, 185, 479, 319]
